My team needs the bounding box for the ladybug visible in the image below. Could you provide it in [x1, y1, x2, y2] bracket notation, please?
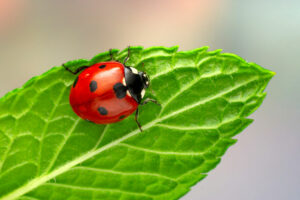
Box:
[63, 48, 159, 131]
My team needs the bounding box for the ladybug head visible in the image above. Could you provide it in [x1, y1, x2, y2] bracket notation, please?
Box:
[124, 66, 151, 103]
[139, 72, 150, 89]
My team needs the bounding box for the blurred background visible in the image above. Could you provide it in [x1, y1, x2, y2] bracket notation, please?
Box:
[0, 0, 299, 199]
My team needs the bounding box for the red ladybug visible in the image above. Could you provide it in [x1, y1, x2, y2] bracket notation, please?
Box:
[63, 48, 158, 131]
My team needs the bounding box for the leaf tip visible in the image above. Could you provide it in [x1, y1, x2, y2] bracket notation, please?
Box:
[270, 70, 276, 76]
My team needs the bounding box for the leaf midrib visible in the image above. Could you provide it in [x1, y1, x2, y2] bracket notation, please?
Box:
[0, 76, 259, 200]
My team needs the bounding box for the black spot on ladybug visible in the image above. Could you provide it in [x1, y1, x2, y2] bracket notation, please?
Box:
[119, 115, 126, 119]
[73, 76, 79, 88]
[113, 83, 127, 99]
[90, 80, 98, 92]
[99, 64, 106, 69]
[98, 107, 108, 115]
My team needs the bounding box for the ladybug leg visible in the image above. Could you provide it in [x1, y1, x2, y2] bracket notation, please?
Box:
[135, 108, 143, 132]
[141, 62, 145, 71]
[140, 98, 161, 106]
[135, 99, 160, 132]
[123, 46, 131, 65]
[109, 48, 114, 60]
[109, 48, 121, 62]
[63, 64, 88, 75]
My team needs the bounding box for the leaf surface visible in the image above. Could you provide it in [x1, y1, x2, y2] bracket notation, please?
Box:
[0, 46, 274, 200]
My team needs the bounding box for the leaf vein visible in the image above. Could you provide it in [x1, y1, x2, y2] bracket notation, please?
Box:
[44, 183, 154, 199]
[92, 124, 109, 150]
[73, 166, 177, 182]
[44, 118, 81, 173]
[159, 77, 259, 122]
[119, 143, 205, 156]
[37, 87, 68, 174]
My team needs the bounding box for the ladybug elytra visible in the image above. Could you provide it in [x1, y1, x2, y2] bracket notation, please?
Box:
[63, 48, 159, 131]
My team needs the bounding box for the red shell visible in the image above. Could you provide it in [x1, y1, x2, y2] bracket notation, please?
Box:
[69, 61, 138, 124]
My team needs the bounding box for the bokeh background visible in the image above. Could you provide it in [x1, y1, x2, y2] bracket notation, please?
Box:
[0, 0, 299, 199]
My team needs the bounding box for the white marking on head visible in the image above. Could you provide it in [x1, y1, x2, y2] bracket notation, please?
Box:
[122, 77, 126, 86]
[130, 67, 139, 74]
[141, 89, 146, 98]
[127, 91, 132, 97]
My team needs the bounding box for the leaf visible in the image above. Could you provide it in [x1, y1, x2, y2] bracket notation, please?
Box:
[0, 46, 274, 200]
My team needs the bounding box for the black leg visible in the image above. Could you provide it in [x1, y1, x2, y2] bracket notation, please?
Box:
[140, 98, 160, 106]
[123, 46, 131, 64]
[135, 98, 160, 132]
[135, 108, 143, 132]
[141, 63, 145, 72]
[109, 48, 114, 60]
[63, 64, 89, 75]
[109, 48, 121, 62]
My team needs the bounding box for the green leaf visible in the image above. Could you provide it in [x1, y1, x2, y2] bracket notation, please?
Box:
[0, 46, 274, 200]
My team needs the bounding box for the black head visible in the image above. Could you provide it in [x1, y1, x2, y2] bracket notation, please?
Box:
[124, 66, 150, 103]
